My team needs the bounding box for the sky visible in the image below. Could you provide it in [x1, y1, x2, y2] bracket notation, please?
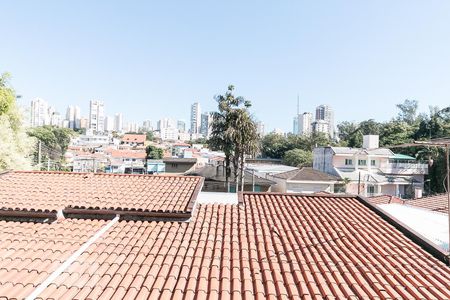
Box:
[1, 1, 450, 132]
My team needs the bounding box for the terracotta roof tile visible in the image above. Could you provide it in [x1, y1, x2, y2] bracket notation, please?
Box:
[121, 134, 146, 144]
[404, 193, 449, 213]
[0, 171, 202, 214]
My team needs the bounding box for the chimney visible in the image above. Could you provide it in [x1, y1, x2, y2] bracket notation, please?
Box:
[363, 135, 379, 149]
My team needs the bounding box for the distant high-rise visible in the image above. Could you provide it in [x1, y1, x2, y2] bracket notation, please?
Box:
[190, 102, 201, 135]
[315, 105, 334, 138]
[89, 100, 105, 132]
[74, 106, 81, 129]
[256, 121, 265, 137]
[104, 116, 114, 132]
[200, 112, 213, 138]
[30, 98, 50, 127]
[293, 116, 299, 135]
[142, 120, 152, 132]
[177, 120, 186, 133]
[66, 105, 75, 129]
[114, 113, 123, 132]
[299, 112, 312, 135]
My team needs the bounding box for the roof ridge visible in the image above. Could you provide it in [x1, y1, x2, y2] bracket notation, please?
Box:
[12, 170, 202, 179]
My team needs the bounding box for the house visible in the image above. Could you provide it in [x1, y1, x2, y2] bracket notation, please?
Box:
[121, 133, 146, 146]
[313, 135, 428, 198]
[186, 164, 275, 192]
[163, 157, 197, 173]
[171, 142, 191, 157]
[108, 150, 146, 174]
[146, 159, 166, 174]
[0, 171, 448, 299]
[269, 167, 342, 193]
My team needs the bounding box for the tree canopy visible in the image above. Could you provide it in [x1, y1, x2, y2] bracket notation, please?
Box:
[145, 145, 163, 159]
[0, 73, 34, 170]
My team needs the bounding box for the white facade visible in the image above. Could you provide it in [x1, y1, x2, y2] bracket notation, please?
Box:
[50, 113, 62, 127]
[312, 120, 329, 135]
[104, 116, 114, 132]
[30, 98, 50, 127]
[142, 120, 152, 132]
[161, 127, 178, 141]
[299, 112, 312, 135]
[66, 105, 75, 129]
[190, 102, 201, 135]
[114, 113, 123, 132]
[126, 122, 139, 133]
[89, 100, 105, 132]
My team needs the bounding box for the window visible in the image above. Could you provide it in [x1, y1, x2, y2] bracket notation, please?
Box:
[367, 186, 375, 194]
[358, 159, 367, 166]
[345, 159, 353, 166]
[371, 160, 376, 166]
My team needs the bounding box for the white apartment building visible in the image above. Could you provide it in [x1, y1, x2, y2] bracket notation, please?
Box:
[114, 113, 123, 132]
[190, 102, 201, 135]
[89, 100, 105, 133]
[30, 98, 50, 127]
[313, 135, 428, 198]
[161, 127, 178, 141]
[299, 112, 312, 135]
[66, 106, 75, 129]
[104, 116, 114, 132]
[312, 119, 329, 135]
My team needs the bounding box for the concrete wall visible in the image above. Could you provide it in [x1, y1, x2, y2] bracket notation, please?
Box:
[313, 148, 335, 175]
[286, 182, 333, 194]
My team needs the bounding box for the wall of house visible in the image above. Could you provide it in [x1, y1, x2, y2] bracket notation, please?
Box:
[381, 184, 397, 196]
[267, 176, 287, 193]
[313, 148, 335, 175]
[286, 182, 332, 194]
[164, 162, 196, 173]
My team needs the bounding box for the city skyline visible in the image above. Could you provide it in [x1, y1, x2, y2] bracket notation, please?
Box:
[3, 1, 450, 132]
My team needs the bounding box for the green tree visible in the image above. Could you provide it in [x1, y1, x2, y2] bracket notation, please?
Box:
[145, 145, 163, 159]
[282, 149, 313, 167]
[210, 85, 259, 191]
[260, 132, 290, 158]
[396, 99, 419, 125]
[0, 73, 34, 170]
[379, 121, 414, 147]
[27, 126, 76, 162]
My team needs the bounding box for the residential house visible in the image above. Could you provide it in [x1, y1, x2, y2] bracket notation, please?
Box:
[108, 150, 146, 174]
[0, 171, 448, 299]
[269, 167, 342, 193]
[171, 142, 191, 157]
[313, 135, 428, 198]
[163, 158, 197, 173]
[121, 133, 146, 146]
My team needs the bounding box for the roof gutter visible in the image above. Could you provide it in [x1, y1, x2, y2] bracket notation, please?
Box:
[25, 214, 120, 300]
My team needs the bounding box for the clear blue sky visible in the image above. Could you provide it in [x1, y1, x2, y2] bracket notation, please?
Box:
[1, 1, 450, 132]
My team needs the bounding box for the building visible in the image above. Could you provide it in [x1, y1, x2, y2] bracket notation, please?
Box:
[126, 121, 139, 133]
[163, 157, 197, 173]
[79, 117, 88, 129]
[157, 118, 176, 131]
[255, 121, 265, 137]
[104, 115, 114, 132]
[74, 106, 81, 129]
[315, 104, 334, 138]
[114, 113, 123, 132]
[269, 167, 342, 193]
[299, 112, 312, 135]
[312, 119, 329, 135]
[200, 112, 213, 138]
[190, 102, 201, 135]
[142, 120, 152, 132]
[177, 120, 186, 133]
[50, 112, 62, 127]
[0, 171, 449, 298]
[313, 135, 428, 198]
[160, 127, 178, 141]
[121, 133, 146, 146]
[30, 98, 50, 127]
[66, 105, 75, 129]
[89, 100, 105, 133]
[293, 116, 299, 135]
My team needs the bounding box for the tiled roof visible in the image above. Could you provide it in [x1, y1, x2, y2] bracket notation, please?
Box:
[110, 150, 146, 159]
[121, 134, 146, 144]
[404, 193, 449, 213]
[368, 194, 405, 205]
[273, 167, 340, 181]
[0, 193, 449, 299]
[0, 171, 202, 214]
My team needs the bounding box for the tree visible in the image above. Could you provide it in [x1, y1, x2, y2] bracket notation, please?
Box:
[0, 73, 34, 170]
[379, 121, 414, 147]
[282, 149, 313, 167]
[210, 85, 259, 191]
[260, 132, 290, 158]
[396, 99, 418, 125]
[145, 145, 163, 159]
[27, 126, 77, 162]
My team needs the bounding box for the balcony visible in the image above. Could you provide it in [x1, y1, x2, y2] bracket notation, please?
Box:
[380, 162, 428, 175]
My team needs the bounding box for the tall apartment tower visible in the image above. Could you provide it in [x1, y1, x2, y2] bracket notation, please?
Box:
[66, 105, 75, 129]
[315, 105, 334, 138]
[74, 106, 81, 129]
[114, 113, 123, 132]
[89, 100, 105, 133]
[299, 112, 312, 135]
[190, 102, 201, 135]
[30, 98, 50, 127]
[200, 112, 213, 138]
